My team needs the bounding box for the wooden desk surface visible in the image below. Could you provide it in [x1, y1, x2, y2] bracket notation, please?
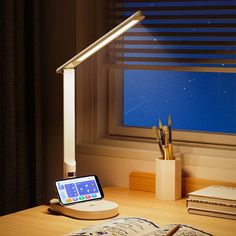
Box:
[0, 187, 235, 236]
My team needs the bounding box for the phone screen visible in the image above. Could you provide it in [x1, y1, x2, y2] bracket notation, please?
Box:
[55, 175, 104, 205]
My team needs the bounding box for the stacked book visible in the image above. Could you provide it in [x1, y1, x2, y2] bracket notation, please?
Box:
[187, 185, 236, 220]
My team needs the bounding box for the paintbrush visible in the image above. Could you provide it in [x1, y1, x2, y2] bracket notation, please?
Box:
[168, 114, 174, 160]
[168, 114, 172, 144]
[152, 126, 164, 157]
[163, 125, 170, 160]
[158, 118, 164, 145]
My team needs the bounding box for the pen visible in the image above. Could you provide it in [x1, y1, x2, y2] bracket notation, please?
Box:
[165, 224, 180, 236]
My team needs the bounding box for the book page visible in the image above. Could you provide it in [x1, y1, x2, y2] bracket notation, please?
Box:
[64, 218, 213, 236]
[64, 217, 159, 236]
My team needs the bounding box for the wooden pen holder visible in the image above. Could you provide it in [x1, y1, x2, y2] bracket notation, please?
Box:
[155, 157, 182, 200]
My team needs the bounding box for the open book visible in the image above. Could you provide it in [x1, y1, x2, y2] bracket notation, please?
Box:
[64, 217, 212, 236]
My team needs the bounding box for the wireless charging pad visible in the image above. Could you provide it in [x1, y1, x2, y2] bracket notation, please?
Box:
[49, 198, 119, 220]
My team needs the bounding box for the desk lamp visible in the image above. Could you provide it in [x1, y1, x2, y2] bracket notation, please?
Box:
[56, 10, 144, 179]
[50, 11, 145, 220]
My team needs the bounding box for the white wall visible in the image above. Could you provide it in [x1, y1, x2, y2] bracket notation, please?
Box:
[76, 144, 236, 188]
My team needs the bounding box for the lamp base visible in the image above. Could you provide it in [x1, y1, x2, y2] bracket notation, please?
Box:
[49, 198, 119, 220]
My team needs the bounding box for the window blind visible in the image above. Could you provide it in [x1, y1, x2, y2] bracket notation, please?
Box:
[108, 0, 236, 73]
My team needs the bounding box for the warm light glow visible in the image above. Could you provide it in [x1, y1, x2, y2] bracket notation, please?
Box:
[76, 20, 139, 63]
[63, 69, 76, 178]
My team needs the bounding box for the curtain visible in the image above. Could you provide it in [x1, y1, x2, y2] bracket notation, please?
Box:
[0, 0, 43, 215]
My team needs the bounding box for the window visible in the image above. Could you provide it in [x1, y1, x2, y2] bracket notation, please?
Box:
[123, 70, 236, 134]
[108, 0, 236, 146]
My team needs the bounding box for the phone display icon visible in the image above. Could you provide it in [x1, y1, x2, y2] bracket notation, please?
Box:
[55, 175, 104, 205]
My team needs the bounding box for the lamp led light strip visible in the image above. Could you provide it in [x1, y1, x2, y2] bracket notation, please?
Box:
[57, 11, 144, 73]
[57, 11, 145, 178]
[76, 20, 140, 63]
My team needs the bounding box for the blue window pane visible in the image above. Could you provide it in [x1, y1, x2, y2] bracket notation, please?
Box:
[124, 70, 236, 134]
[119, 0, 236, 135]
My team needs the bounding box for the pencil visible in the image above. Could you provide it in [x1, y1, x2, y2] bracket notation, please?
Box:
[165, 224, 180, 236]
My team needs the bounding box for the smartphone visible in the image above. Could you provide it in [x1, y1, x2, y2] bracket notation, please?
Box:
[55, 175, 104, 205]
